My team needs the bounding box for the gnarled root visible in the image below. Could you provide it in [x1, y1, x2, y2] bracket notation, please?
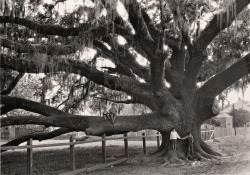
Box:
[199, 139, 222, 157]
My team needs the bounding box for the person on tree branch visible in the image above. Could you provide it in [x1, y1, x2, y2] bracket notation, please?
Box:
[170, 128, 181, 151]
[181, 132, 194, 159]
[102, 106, 110, 121]
[109, 103, 118, 124]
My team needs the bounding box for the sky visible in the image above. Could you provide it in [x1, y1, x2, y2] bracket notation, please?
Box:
[227, 87, 250, 103]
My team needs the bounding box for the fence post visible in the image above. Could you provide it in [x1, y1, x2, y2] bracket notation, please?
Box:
[124, 133, 129, 158]
[142, 132, 146, 155]
[156, 132, 160, 148]
[102, 134, 106, 163]
[27, 138, 33, 175]
[70, 136, 76, 171]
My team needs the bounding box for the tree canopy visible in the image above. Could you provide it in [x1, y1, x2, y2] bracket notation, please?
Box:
[1, 0, 250, 162]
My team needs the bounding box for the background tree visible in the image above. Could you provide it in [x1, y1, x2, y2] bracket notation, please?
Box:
[1, 0, 250, 163]
[230, 109, 250, 127]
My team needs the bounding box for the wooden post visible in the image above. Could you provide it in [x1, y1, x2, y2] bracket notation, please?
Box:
[70, 136, 76, 171]
[124, 133, 129, 158]
[27, 138, 33, 175]
[233, 104, 237, 136]
[142, 132, 146, 155]
[156, 132, 160, 148]
[102, 134, 106, 163]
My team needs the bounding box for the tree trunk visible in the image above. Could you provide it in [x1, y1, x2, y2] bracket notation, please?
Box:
[146, 97, 221, 164]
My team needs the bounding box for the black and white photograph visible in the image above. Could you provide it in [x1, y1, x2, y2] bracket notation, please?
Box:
[0, 0, 250, 174]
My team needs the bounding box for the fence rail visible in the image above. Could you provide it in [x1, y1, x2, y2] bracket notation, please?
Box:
[1, 133, 161, 175]
[0, 134, 160, 151]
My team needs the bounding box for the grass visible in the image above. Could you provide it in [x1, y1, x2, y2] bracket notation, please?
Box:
[206, 135, 249, 155]
[1, 144, 157, 175]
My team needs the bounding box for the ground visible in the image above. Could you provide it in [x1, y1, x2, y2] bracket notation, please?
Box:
[87, 128, 250, 175]
[1, 128, 250, 175]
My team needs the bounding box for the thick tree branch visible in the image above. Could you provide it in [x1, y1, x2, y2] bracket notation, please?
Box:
[93, 96, 138, 104]
[184, 0, 249, 86]
[0, 37, 80, 55]
[0, 115, 88, 130]
[1, 95, 67, 116]
[165, 34, 180, 50]
[1, 128, 72, 150]
[0, 91, 175, 137]
[196, 53, 250, 98]
[195, 96, 215, 124]
[0, 105, 16, 115]
[1, 112, 175, 136]
[166, 44, 185, 98]
[101, 66, 136, 78]
[127, 2, 160, 60]
[194, 0, 250, 50]
[1, 37, 149, 81]
[1, 54, 154, 103]
[1, 36, 150, 83]
[61, 80, 90, 113]
[0, 16, 109, 37]
[1, 37, 148, 81]
[1, 73, 24, 95]
[100, 37, 150, 82]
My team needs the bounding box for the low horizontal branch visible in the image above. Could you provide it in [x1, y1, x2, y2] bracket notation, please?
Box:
[1, 95, 67, 116]
[1, 112, 175, 136]
[0, 115, 88, 130]
[1, 128, 72, 151]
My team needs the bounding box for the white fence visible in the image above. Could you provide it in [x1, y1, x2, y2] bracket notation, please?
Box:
[201, 127, 247, 141]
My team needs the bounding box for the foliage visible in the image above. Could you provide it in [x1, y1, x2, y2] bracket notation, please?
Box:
[204, 117, 221, 127]
[230, 108, 250, 127]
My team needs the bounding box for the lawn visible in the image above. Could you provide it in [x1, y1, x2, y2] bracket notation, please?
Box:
[1, 140, 157, 175]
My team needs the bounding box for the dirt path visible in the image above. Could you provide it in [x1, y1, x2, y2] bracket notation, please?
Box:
[207, 127, 250, 175]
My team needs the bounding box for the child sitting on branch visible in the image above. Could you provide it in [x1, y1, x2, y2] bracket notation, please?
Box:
[109, 103, 118, 124]
[102, 106, 110, 121]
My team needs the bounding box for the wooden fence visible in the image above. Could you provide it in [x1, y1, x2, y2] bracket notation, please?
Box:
[1, 127, 247, 175]
[1, 133, 161, 175]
